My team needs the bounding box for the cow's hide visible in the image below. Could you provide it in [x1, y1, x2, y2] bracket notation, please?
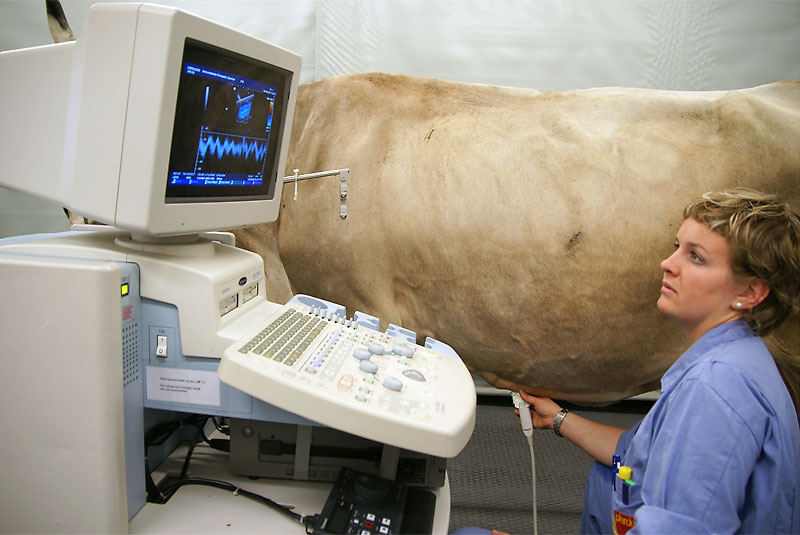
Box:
[235, 73, 800, 404]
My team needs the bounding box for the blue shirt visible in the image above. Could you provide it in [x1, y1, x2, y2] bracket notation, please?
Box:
[613, 321, 800, 534]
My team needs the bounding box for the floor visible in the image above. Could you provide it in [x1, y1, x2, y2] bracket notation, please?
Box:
[446, 396, 649, 534]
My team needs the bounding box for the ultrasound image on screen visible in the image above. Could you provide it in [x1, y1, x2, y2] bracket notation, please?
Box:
[165, 38, 291, 202]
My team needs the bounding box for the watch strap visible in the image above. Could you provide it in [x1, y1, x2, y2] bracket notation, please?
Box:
[553, 408, 569, 438]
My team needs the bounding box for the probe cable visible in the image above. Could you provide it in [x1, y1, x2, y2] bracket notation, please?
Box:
[512, 393, 539, 535]
[526, 434, 538, 535]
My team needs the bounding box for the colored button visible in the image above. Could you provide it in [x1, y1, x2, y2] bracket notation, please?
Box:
[353, 348, 371, 360]
[359, 361, 378, 374]
[337, 374, 354, 392]
[383, 376, 403, 392]
[395, 345, 415, 358]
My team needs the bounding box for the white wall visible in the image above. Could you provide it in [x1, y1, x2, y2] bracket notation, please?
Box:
[1, 0, 798, 238]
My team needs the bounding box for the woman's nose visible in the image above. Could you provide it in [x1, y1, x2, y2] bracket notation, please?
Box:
[661, 250, 679, 274]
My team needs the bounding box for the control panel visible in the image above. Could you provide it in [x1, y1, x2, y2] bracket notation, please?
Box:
[218, 299, 476, 458]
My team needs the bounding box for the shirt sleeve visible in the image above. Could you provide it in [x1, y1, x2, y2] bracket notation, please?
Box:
[629, 370, 761, 534]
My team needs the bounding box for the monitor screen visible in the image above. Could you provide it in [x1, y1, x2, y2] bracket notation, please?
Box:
[165, 38, 293, 203]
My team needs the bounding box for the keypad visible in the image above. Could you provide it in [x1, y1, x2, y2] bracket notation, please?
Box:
[238, 309, 325, 366]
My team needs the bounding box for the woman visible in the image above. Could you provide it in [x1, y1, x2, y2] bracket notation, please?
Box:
[520, 189, 800, 534]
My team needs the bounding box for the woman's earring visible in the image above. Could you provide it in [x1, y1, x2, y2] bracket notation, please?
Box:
[736, 302, 743, 309]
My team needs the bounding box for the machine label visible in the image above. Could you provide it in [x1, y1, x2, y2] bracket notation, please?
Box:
[146, 367, 221, 406]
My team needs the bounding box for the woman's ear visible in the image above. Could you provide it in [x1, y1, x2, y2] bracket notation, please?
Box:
[735, 279, 770, 310]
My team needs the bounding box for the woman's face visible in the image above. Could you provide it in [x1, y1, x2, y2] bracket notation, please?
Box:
[658, 218, 747, 342]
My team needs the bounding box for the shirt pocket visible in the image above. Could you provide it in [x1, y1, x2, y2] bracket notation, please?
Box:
[612, 474, 642, 535]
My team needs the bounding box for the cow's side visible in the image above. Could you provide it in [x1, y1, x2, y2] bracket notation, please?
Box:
[235, 74, 800, 404]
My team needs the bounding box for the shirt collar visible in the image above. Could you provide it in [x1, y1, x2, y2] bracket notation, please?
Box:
[661, 320, 755, 393]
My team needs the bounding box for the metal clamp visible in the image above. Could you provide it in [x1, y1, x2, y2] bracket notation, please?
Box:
[283, 168, 349, 220]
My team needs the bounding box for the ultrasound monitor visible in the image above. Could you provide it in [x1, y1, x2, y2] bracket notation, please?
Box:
[0, 3, 301, 238]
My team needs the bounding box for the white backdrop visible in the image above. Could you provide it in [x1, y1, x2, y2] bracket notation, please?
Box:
[1, 0, 798, 237]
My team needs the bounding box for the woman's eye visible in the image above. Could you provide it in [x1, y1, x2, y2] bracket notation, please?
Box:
[690, 252, 703, 264]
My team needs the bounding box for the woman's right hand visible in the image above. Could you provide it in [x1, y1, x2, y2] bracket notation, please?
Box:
[517, 390, 563, 431]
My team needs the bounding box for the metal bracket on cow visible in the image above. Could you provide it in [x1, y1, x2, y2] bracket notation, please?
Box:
[283, 168, 349, 220]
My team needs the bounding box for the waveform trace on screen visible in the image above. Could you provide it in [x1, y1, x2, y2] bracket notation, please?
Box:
[199, 132, 268, 164]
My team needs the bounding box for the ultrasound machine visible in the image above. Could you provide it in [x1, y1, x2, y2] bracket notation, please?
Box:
[0, 4, 476, 533]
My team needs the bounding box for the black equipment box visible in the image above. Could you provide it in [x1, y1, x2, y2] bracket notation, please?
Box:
[312, 467, 436, 534]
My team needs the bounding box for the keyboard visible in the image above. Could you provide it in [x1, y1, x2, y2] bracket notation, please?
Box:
[217, 300, 476, 458]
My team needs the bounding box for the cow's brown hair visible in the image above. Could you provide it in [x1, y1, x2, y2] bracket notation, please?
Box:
[685, 188, 800, 421]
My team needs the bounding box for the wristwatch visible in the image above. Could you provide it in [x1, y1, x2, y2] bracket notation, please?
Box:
[553, 408, 569, 438]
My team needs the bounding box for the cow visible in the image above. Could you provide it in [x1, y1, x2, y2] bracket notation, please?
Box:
[234, 73, 800, 405]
